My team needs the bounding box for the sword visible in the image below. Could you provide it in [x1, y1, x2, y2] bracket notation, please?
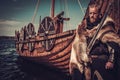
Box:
[87, 0, 113, 53]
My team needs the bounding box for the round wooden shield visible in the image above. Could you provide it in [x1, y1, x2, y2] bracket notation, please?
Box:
[38, 17, 56, 51]
[27, 23, 35, 36]
[38, 17, 55, 36]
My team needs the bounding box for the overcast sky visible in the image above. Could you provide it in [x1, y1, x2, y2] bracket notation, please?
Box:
[0, 0, 90, 36]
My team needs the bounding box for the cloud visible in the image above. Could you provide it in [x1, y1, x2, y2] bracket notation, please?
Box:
[0, 19, 23, 36]
[0, 19, 39, 36]
[0, 19, 21, 26]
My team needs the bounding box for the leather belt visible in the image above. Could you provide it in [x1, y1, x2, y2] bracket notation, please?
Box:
[91, 55, 108, 60]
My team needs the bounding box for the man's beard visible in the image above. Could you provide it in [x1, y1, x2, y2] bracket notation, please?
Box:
[86, 17, 101, 30]
[90, 17, 96, 23]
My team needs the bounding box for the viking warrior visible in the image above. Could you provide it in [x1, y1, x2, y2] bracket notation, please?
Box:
[70, 1, 120, 80]
[81, 2, 120, 80]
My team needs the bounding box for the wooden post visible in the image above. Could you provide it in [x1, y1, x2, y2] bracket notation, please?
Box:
[51, 0, 55, 18]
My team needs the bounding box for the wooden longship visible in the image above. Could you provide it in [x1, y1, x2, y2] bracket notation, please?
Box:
[15, 0, 120, 75]
[15, 0, 75, 74]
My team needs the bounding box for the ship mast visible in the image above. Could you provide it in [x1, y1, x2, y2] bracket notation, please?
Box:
[51, 0, 55, 18]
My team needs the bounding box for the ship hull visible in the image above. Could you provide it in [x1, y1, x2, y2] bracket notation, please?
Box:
[16, 30, 75, 74]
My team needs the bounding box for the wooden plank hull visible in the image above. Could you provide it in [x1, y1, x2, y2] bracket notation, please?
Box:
[16, 30, 76, 74]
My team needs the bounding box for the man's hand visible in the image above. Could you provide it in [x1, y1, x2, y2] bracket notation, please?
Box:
[105, 61, 114, 69]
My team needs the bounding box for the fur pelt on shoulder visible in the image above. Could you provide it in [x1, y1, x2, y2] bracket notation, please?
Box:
[84, 16, 120, 45]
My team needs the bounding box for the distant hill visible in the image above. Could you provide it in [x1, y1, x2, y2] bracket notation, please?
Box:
[0, 36, 15, 40]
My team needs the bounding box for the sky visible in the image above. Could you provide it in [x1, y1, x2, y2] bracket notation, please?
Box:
[0, 0, 90, 36]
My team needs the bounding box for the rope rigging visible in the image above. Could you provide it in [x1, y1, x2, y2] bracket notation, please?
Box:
[60, 0, 63, 12]
[64, 0, 70, 30]
[31, 0, 40, 23]
[31, 0, 71, 31]
[77, 0, 85, 16]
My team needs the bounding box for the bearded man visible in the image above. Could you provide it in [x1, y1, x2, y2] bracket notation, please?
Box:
[79, 1, 120, 80]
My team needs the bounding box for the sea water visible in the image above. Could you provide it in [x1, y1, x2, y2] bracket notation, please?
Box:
[0, 39, 69, 80]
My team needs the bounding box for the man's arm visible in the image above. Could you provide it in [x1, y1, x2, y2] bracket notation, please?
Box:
[101, 31, 120, 69]
[101, 32, 120, 45]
